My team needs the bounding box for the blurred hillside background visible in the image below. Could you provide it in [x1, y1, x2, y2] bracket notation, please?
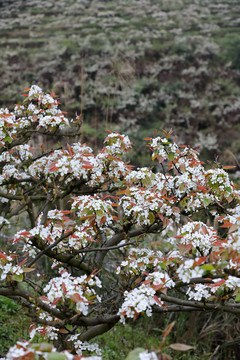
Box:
[1, 0, 240, 166]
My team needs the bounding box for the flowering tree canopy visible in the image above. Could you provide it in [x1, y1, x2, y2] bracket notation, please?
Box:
[1, 85, 240, 359]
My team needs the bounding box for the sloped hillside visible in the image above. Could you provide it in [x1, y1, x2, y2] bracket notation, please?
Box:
[1, 0, 240, 166]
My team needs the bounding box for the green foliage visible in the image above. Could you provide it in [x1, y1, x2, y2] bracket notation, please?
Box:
[219, 33, 240, 70]
[94, 311, 240, 360]
[96, 322, 159, 359]
[0, 296, 27, 355]
[125, 348, 146, 360]
[1, 0, 240, 170]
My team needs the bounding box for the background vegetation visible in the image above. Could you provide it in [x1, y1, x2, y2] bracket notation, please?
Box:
[1, 0, 240, 167]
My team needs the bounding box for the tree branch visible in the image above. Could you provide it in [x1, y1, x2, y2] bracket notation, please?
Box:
[0, 285, 65, 320]
[27, 230, 75, 267]
[95, 223, 162, 265]
[160, 294, 240, 314]
[30, 237, 92, 274]
[79, 322, 118, 342]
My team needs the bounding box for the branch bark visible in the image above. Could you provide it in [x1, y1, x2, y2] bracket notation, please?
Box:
[95, 223, 162, 265]
[160, 294, 240, 314]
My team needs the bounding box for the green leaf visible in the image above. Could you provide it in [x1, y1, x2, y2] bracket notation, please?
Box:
[47, 353, 67, 360]
[11, 273, 23, 282]
[219, 261, 228, 269]
[148, 212, 155, 224]
[169, 343, 194, 352]
[201, 264, 215, 271]
[235, 293, 240, 302]
[203, 198, 211, 207]
[180, 200, 187, 208]
[168, 152, 175, 161]
[211, 183, 218, 190]
[159, 263, 168, 271]
[22, 267, 35, 273]
[39, 343, 54, 352]
[125, 348, 146, 360]
[96, 209, 104, 217]
[4, 136, 12, 144]
[29, 343, 40, 351]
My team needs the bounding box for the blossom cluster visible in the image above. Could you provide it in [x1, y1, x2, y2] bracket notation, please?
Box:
[25, 84, 70, 129]
[206, 168, 234, 199]
[120, 186, 180, 227]
[147, 135, 236, 211]
[0, 144, 33, 203]
[27, 135, 131, 189]
[72, 195, 115, 230]
[68, 335, 102, 356]
[0, 85, 69, 148]
[176, 221, 218, 256]
[104, 131, 133, 156]
[12, 202, 114, 256]
[0, 251, 23, 282]
[139, 351, 158, 360]
[41, 269, 102, 314]
[2, 341, 101, 360]
[176, 259, 205, 284]
[116, 247, 164, 275]
[149, 136, 179, 163]
[118, 271, 174, 322]
[28, 269, 102, 343]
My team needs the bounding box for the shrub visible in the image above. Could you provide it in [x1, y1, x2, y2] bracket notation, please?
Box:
[1, 86, 240, 359]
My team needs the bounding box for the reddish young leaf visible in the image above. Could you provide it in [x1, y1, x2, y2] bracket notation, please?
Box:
[100, 216, 107, 225]
[29, 324, 36, 334]
[153, 295, 162, 306]
[18, 258, 27, 267]
[62, 282, 67, 294]
[133, 277, 143, 286]
[162, 321, 175, 338]
[223, 166, 236, 170]
[19, 231, 31, 236]
[110, 203, 119, 207]
[210, 279, 225, 287]
[51, 297, 61, 306]
[233, 255, 240, 263]
[194, 257, 206, 266]
[59, 328, 69, 334]
[201, 226, 208, 235]
[39, 296, 49, 302]
[217, 215, 226, 221]
[142, 279, 151, 286]
[153, 284, 164, 291]
[82, 161, 94, 169]
[220, 222, 234, 228]
[67, 143, 75, 157]
[133, 311, 139, 320]
[0, 252, 8, 260]
[70, 293, 85, 303]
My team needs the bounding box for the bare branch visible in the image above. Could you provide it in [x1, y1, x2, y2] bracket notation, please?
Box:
[30, 236, 92, 274]
[160, 294, 240, 315]
[27, 230, 74, 267]
[79, 322, 118, 342]
[0, 285, 65, 320]
[95, 223, 162, 265]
